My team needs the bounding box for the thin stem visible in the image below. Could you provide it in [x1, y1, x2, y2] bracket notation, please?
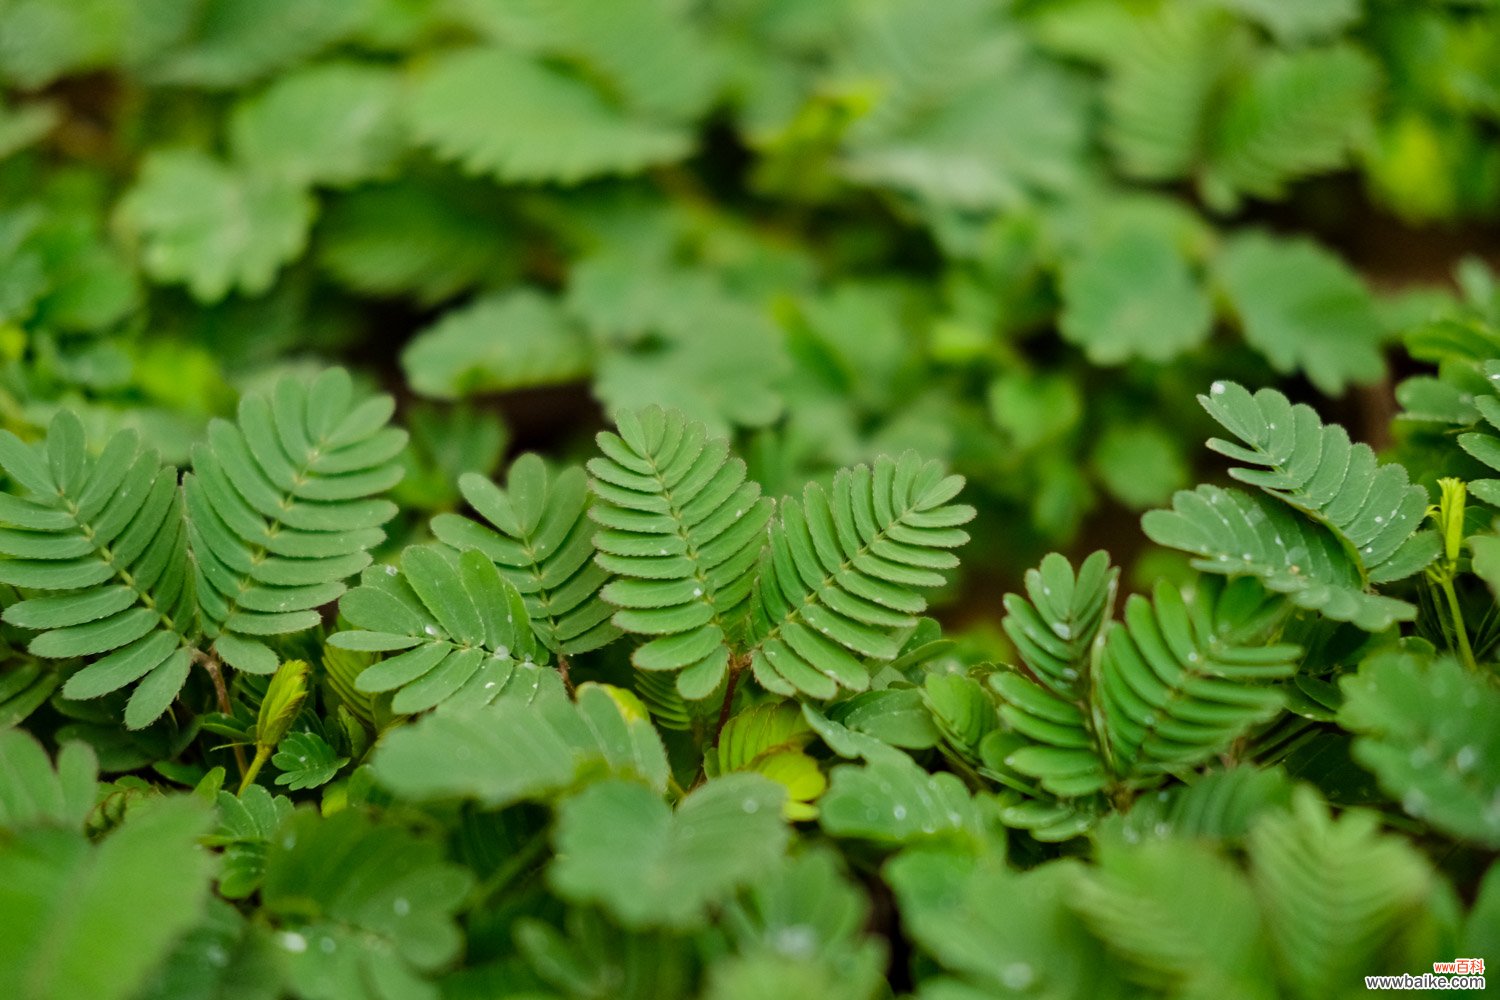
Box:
[237, 745, 270, 796]
[713, 660, 742, 747]
[200, 653, 248, 777]
[1438, 576, 1480, 673]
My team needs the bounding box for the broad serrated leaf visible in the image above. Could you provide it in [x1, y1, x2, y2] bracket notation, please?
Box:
[407, 47, 692, 184]
[549, 774, 789, 929]
[372, 678, 667, 806]
[1059, 219, 1213, 364]
[117, 149, 314, 303]
[0, 797, 215, 1000]
[819, 747, 981, 845]
[259, 807, 472, 1000]
[402, 289, 592, 400]
[1339, 652, 1500, 847]
[1214, 234, 1385, 395]
[229, 61, 404, 187]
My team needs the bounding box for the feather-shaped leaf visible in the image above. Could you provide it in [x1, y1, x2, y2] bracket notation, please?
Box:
[747, 452, 973, 699]
[432, 452, 618, 656]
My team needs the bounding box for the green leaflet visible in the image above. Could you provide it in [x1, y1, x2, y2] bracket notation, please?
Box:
[588, 406, 772, 699]
[1200, 46, 1378, 210]
[1143, 485, 1419, 632]
[206, 785, 293, 900]
[819, 747, 985, 847]
[372, 679, 668, 806]
[0, 411, 197, 729]
[1196, 380, 1437, 581]
[887, 851, 1133, 1000]
[549, 774, 789, 929]
[715, 848, 886, 1000]
[330, 544, 545, 715]
[0, 730, 97, 830]
[1098, 766, 1295, 845]
[1339, 652, 1500, 847]
[1248, 789, 1439, 998]
[186, 367, 405, 672]
[432, 452, 618, 656]
[458, 0, 722, 123]
[748, 451, 974, 699]
[1001, 550, 1117, 701]
[1072, 839, 1274, 1000]
[1455, 360, 1500, 506]
[270, 731, 347, 791]
[513, 909, 695, 1000]
[1098, 578, 1298, 779]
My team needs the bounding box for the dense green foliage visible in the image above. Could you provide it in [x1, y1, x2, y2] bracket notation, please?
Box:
[2, 0, 1500, 997]
[3, 341, 1500, 998]
[1, 0, 1498, 560]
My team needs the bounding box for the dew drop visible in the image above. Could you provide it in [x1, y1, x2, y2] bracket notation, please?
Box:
[393, 897, 410, 916]
[774, 925, 816, 958]
[320, 937, 336, 954]
[282, 835, 296, 850]
[280, 932, 308, 954]
[383, 565, 398, 576]
[1002, 963, 1035, 989]
[742, 798, 760, 814]
[892, 805, 907, 821]
[1456, 746, 1478, 773]
[496, 645, 510, 658]
[204, 944, 228, 968]
[1210, 382, 1227, 396]
[423, 624, 440, 637]
[692, 587, 703, 597]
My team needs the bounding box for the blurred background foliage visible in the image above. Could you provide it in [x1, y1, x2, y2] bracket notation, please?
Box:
[0, 0, 1497, 603]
